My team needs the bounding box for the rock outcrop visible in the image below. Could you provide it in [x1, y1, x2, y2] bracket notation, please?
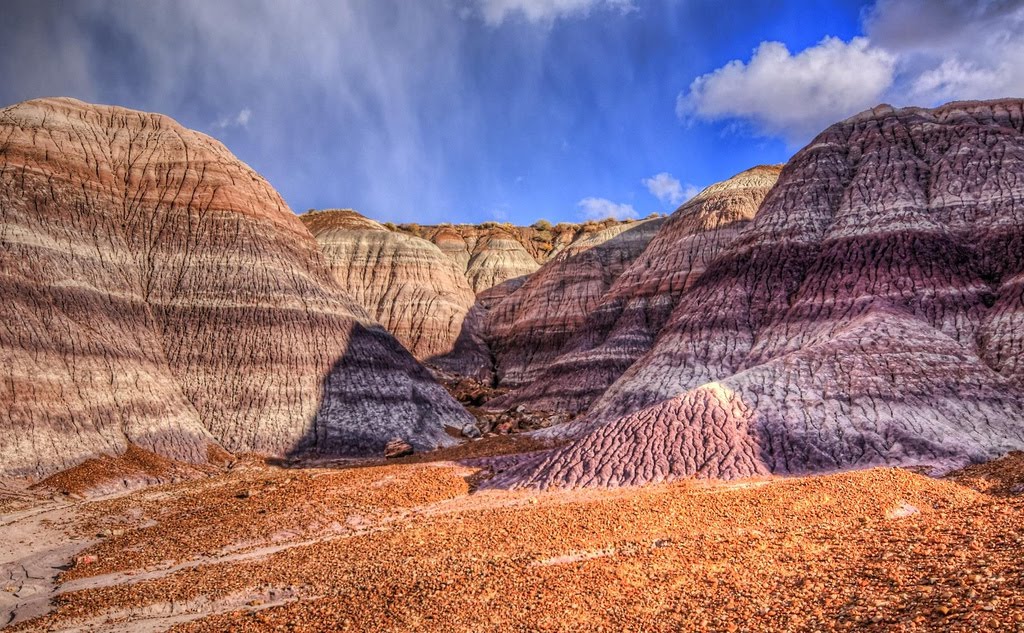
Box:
[301, 209, 475, 359]
[506, 100, 1024, 489]
[0, 98, 469, 477]
[492, 166, 780, 413]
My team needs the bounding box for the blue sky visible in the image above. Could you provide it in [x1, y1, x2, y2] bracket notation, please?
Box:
[2, 0, 1022, 224]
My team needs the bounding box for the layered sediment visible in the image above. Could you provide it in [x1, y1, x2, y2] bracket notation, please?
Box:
[301, 209, 476, 359]
[508, 100, 1024, 488]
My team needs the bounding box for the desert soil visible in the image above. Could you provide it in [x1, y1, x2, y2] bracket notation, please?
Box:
[2, 442, 1022, 632]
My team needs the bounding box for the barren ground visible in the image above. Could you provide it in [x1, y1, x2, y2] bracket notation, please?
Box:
[2, 441, 1023, 632]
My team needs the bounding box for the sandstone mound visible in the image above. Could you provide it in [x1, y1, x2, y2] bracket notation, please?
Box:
[301, 209, 476, 359]
[493, 166, 780, 413]
[508, 99, 1024, 488]
[0, 98, 469, 477]
[32, 445, 222, 497]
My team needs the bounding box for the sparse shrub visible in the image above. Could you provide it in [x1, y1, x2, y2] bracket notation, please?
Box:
[531, 219, 553, 231]
[382, 222, 397, 231]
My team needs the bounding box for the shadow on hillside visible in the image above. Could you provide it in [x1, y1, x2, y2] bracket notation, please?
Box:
[282, 321, 453, 464]
[426, 275, 530, 385]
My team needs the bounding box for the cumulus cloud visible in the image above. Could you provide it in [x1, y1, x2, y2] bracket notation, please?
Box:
[679, 0, 1024, 144]
[478, 0, 634, 26]
[578, 197, 637, 220]
[679, 37, 896, 143]
[642, 172, 698, 206]
[866, 0, 1024, 105]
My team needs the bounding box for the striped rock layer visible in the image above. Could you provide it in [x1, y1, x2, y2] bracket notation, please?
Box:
[506, 100, 1024, 489]
[301, 209, 476, 359]
[482, 218, 666, 388]
[397, 219, 646, 293]
[0, 98, 468, 477]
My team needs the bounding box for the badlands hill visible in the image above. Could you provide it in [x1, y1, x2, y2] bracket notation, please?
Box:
[394, 218, 647, 292]
[503, 99, 1024, 489]
[486, 165, 780, 409]
[4, 95, 1024, 495]
[0, 98, 470, 478]
[299, 210, 654, 370]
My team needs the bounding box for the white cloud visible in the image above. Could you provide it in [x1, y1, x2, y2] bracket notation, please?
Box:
[642, 172, 698, 206]
[578, 197, 637, 220]
[478, 0, 634, 26]
[679, 37, 896, 143]
[214, 107, 252, 130]
[865, 0, 1024, 105]
[679, 0, 1024, 145]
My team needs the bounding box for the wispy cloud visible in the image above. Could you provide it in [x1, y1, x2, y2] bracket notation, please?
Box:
[477, 0, 634, 26]
[642, 172, 698, 207]
[213, 107, 252, 130]
[578, 196, 637, 220]
[0, 1, 469, 222]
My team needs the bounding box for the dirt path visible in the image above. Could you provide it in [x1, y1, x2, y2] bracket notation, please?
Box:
[0, 499, 96, 627]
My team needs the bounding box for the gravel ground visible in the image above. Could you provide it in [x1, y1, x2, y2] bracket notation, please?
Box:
[4, 450, 1023, 632]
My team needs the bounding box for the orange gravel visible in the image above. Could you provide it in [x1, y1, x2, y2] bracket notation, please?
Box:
[11, 453, 1024, 632]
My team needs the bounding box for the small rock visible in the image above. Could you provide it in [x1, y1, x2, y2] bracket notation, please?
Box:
[75, 554, 99, 566]
[885, 502, 919, 520]
[384, 439, 414, 459]
[236, 489, 254, 499]
[461, 423, 482, 439]
[935, 605, 951, 617]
